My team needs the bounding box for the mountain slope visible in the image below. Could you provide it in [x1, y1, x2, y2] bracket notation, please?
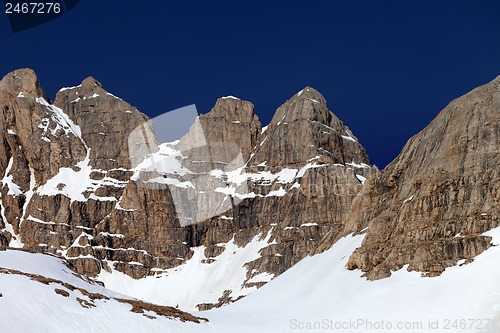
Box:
[0, 71, 498, 333]
[204, 227, 500, 333]
[0, 248, 207, 333]
[4, 227, 500, 333]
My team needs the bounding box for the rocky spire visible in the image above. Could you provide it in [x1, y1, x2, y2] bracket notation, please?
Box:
[188, 96, 261, 163]
[0, 68, 48, 100]
[54, 76, 149, 170]
[250, 86, 370, 168]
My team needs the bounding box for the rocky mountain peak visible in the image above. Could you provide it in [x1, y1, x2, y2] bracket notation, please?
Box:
[210, 96, 256, 121]
[269, 86, 329, 125]
[250, 86, 370, 168]
[66, 76, 104, 98]
[0, 68, 47, 100]
[178, 96, 262, 163]
[81, 76, 102, 88]
[54, 76, 109, 105]
[53, 76, 149, 170]
[293, 86, 327, 103]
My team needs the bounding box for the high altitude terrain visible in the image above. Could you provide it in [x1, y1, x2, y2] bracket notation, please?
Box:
[0, 69, 498, 332]
[0, 69, 373, 310]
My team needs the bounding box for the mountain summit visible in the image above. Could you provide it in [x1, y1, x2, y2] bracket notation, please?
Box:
[250, 86, 370, 168]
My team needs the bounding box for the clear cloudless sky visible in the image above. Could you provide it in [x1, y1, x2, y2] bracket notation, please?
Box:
[1, 0, 499, 168]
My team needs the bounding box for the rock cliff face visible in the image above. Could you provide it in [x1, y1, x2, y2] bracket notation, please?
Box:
[0, 69, 373, 310]
[250, 87, 369, 168]
[2, 68, 496, 310]
[340, 76, 499, 279]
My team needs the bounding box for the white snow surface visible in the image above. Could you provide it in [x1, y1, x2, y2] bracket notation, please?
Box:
[0, 160, 24, 247]
[403, 195, 415, 203]
[97, 230, 275, 312]
[1, 157, 22, 196]
[36, 97, 83, 139]
[37, 151, 95, 201]
[58, 84, 82, 92]
[355, 174, 367, 185]
[3, 228, 500, 332]
[106, 92, 122, 100]
[300, 222, 318, 227]
[346, 161, 371, 169]
[201, 228, 500, 332]
[267, 187, 286, 197]
[131, 143, 192, 179]
[0, 250, 206, 333]
[341, 134, 357, 142]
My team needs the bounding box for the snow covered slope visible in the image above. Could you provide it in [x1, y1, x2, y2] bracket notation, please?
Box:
[201, 227, 500, 333]
[4, 228, 499, 333]
[0, 249, 208, 333]
[96, 230, 275, 311]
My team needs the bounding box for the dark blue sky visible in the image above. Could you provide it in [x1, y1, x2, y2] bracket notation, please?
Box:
[2, 0, 499, 168]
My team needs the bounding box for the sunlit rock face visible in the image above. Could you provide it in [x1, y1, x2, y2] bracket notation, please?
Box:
[340, 76, 500, 280]
[1, 68, 374, 310]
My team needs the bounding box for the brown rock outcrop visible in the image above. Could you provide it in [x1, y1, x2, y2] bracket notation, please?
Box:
[250, 87, 370, 168]
[342, 75, 500, 279]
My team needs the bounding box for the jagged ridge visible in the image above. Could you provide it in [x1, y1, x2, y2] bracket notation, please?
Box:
[0, 68, 374, 311]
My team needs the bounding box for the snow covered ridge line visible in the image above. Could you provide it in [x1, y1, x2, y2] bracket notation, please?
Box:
[58, 84, 82, 92]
